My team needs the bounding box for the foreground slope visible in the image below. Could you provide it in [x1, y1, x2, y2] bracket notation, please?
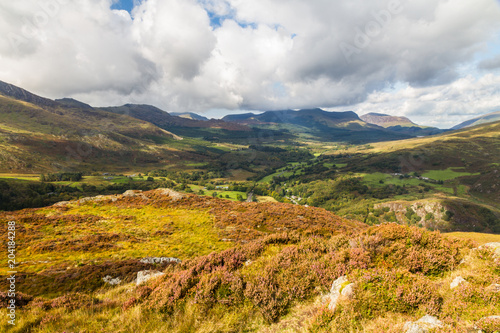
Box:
[1, 189, 499, 332]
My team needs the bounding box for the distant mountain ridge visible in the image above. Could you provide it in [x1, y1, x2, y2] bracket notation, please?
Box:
[360, 112, 417, 127]
[360, 112, 446, 136]
[171, 112, 209, 121]
[222, 108, 413, 143]
[452, 110, 500, 130]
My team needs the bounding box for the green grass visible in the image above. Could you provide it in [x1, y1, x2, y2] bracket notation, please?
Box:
[422, 168, 480, 181]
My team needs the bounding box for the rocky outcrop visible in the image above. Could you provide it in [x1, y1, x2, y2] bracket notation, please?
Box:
[404, 315, 443, 333]
[474, 316, 500, 333]
[450, 276, 467, 289]
[139, 257, 181, 265]
[136, 270, 166, 286]
[326, 276, 355, 311]
[481, 243, 500, 257]
[102, 275, 122, 286]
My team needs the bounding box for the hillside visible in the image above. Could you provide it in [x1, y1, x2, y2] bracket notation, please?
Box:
[1, 189, 499, 332]
[360, 112, 417, 127]
[171, 112, 209, 121]
[360, 112, 446, 136]
[223, 108, 413, 143]
[0, 81, 216, 173]
[452, 110, 500, 130]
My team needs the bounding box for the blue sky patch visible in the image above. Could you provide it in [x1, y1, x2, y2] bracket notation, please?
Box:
[111, 0, 136, 13]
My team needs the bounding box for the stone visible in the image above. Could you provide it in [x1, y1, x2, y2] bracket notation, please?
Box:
[450, 276, 467, 289]
[474, 316, 500, 332]
[102, 275, 122, 286]
[136, 270, 166, 286]
[157, 188, 185, 201]
[480, 243, 500, 257]
[327, 276, 354, 311]
[139, 257, 181, 265]
[486, 284, 500, 293]
[123, 190, 149, 200]
[404, 315, 443, 333]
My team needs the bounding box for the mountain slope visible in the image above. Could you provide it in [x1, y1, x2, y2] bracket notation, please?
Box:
[171, 112, 209, 121]
[452, 110, 500, 130]
[0, 81, 205, 172]
[360, 112, 418, 127]
[360, 112, 446, 136]
[223, 108, 413, 143]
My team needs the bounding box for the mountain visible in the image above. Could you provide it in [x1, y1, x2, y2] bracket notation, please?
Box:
[360, 112, 417, 127]
[101, 104, 255, 141]
[223, 108, 413, 143]
[171, 112, 209, 121]
[0, 81, 203, 172]
[360, 112, 446, 136]
[452, 110, 500, 130]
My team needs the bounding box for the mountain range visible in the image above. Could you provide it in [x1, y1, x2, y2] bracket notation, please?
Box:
[452, 110, 500, 130]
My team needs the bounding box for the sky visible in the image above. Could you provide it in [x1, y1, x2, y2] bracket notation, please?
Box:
[1, 0, 500, 128]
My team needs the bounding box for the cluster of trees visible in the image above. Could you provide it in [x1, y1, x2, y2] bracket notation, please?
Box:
[39, 172, 83, 182]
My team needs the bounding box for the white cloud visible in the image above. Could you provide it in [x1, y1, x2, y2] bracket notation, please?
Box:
[0, 0, 499, 127]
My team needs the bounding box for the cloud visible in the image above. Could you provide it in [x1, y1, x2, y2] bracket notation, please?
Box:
[479, 54, 500, 70]
[0, 0, 499, 126]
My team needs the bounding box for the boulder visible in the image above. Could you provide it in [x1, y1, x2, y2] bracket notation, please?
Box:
[139, 257, 181, 265]
[123, 190, 149, 200]
[450, 276, 467, 289]
[326, 276, 354, 311]
[481, 243, 500, 257]
[486, 284, 500, 293]
[102, 275, 122, 286]
[136, 270, 166, 286]
[157, 188, 185, 201]
[474, 316, 500, 333]
[404, 315, 443, 333]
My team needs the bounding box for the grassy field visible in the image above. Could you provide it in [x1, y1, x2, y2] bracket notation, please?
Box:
[444, 232, 500, 245]
[422, 168, 480, 181]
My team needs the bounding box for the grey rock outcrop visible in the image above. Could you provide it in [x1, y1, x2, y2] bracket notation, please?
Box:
[404, 315, 443, 333]
[139, 257, 181, 265]
[136, 270, 166, 286]
[326, 276, 355, 311]
[102, 275, 122, 286]
[450, 276, 467, 289]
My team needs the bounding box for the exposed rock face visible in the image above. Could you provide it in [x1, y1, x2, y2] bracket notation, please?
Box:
[404, 315, 443, 333]
[326, 276, 355, 311]
[123, 190, 149, 200]
[450, 276, 467, 289]
[374, 201, 447, 231]
[486, 284, 500, 293]
[136, 270, 166, 286]
[474, 316, 500, 333]
[481, 243, 500, 257]
[52, 188, 186, 207]
[102, 275, 122, 286]
[157, 188, 185, 201]
[139, 257, 181, 265]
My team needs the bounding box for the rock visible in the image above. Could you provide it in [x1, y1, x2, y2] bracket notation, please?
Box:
[139, 257, 181, 265]
[486, 284, 500, 293]
[123, 190, 149, 200]
[404, 315, 443, 333]
[474, 316, 500, 332]
[136, 270, 166, 286]
[450, 276, 467, 289]
[157, 188, 185, 201]
[102, 275, 122, 286]
[327, 276, 354, 311]
[481, 243, 500, 257]
[52, 201, 71, 207]
[341, 283, 355, 300]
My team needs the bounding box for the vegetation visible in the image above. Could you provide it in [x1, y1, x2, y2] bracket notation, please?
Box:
[1, 190, 498, 332]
